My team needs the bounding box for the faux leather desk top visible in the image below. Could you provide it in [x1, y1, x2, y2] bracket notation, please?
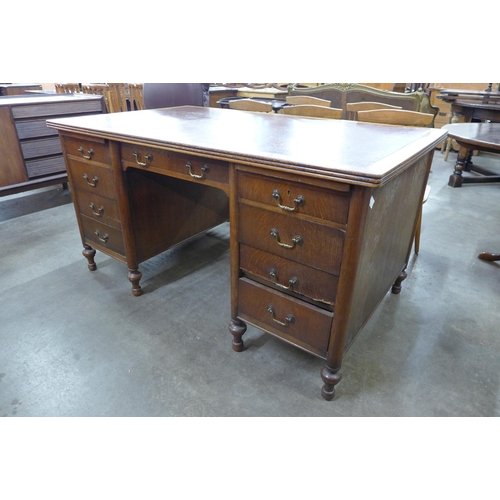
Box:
[48, 106, 446, 187]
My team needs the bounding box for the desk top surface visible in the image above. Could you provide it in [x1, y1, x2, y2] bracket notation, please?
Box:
[47, 106, 446, 187]
[443, 122, 500, 150]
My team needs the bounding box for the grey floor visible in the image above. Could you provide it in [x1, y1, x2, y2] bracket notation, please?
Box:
[1, 149, 499, 417]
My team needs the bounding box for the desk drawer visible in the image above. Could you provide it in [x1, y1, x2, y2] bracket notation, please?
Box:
[238, 278, 332, 357]
[239, 204, 344, 274]
[63, 136, 111, 165]
[73, 188, 121, 230]
[80, 214, 125, 256]
[238, 171, 350, 225]
[69, 159, 116, 198]
[121, 144, 229, 186]
[240, 244, 338, 306]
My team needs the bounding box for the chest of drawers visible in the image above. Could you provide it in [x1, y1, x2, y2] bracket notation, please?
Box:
[48, 107, 446, 400]
[0, 93, 104, 196]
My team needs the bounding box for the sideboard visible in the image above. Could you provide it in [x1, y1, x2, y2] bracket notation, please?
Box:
[47, 106, 446, 400]
[0, 93, 105, 196]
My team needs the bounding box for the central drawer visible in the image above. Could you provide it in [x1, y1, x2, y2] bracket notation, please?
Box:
[120, 143, 229, 188]
[238, 204, 345, 275]
[238, 278, 333, 357]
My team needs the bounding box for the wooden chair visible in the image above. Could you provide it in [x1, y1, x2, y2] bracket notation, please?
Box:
[106, 83, 128, 113]
[279, 105, 342, 119]
[285, 95, 331, 107]
[346, 101, 402, 120]
[55, 83, 80, 94]
[129, 83, 144, 110]
[356, 109, 435, 127]
[82, 84, 110, 112]
[228, 99, 272, 112]
[357, 108, 435, 254]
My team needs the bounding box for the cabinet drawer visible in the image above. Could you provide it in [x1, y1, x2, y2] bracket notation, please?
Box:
[80, 214, 125, 256]
[69, 159, 116, 198]
[21, 137, 62, 159]
[63, 136, 111, 165]
[16, 119, 59, 140]
[25, 156, 66, 179]
[12, 100, 103, 119]
[121, 143, 229, 187]
[238, 171, 350, 225]
[238, 278, 332, 357]
[239, 204, 344, 274]
[73, 188, 121, 230]
[240, 244, 338, 306]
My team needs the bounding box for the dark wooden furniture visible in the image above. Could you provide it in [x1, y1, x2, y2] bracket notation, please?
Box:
[47, 106, 445, 400]
[0, 83, 43, 96]
[0, 93, 105, 197]
[444, 123, 500, 187]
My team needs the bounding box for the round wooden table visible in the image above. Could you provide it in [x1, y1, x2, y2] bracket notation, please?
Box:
[444, 122, 500, 262]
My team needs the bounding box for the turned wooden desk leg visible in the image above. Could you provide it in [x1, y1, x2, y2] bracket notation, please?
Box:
[321, 364, 342, 401]
[127, 268, 143, 296]
[391, 268, 407, 294]
[229, 319, 246, 352]
[82, 244, 97, 271]
[448, 146, 469, 187]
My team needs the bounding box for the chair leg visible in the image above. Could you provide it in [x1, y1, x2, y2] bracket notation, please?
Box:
[414, 206, 422, 254]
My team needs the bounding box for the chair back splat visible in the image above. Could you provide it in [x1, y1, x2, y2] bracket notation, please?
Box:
[279, 104, 342, 119]
[228, 99, 273, 112]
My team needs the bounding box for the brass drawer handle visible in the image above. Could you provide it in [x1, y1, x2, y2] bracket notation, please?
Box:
[267, 306, 295, 326]
[78, 147, 94, 159]
[269, 269, 298, 290]
[272, 189, 305, 212]
[83, 174, 98, 187]
[89, 202, 104, 216]
[186, 161, 209, 179]
[94, 230, 109, 243]
[133, 151, 153, 166]
[270, 228, 303, 249]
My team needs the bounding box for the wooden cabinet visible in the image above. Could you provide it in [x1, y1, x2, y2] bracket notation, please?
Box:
[0, 84, 42, 96]
[0, 94, 105, 196]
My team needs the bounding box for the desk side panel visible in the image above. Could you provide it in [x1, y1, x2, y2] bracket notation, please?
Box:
[344, 152, 432, 349]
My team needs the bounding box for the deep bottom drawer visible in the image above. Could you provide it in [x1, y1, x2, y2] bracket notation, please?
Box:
[80, 214, 125, 256]
[238, 277, 332, 357]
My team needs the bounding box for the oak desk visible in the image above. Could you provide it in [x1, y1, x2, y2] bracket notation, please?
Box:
[47, 107, 446, 400]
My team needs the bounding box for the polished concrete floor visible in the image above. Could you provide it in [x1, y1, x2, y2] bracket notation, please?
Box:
[1, 149, 499, 417]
